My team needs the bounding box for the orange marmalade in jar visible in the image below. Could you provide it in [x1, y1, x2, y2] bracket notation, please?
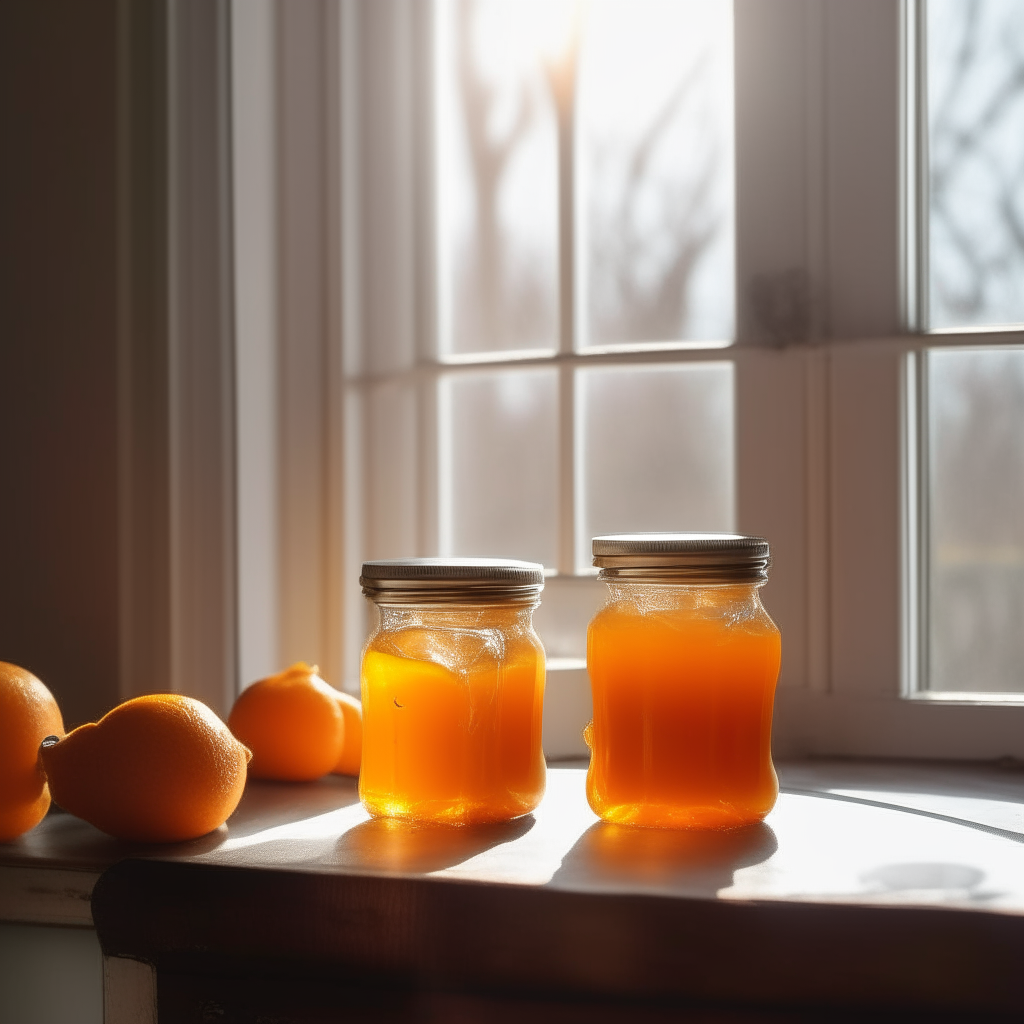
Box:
[359, 559, 546, 825]
[585, 534, 781, 830]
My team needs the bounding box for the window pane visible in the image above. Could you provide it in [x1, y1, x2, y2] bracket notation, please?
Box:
[927, 0, 1024, 329]
[927, 348, 1024, 691]
[578, 364, 734, 571]
[580, 0, 734, 346]
[442, 369, 559, 566]
[437, 0, 559, 355]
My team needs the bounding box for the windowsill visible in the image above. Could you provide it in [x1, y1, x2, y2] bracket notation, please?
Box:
[3, 758, 1024, 1015]
[905, 690, 1024, 707]
[435, 339, 736, 369]
[546, 657, 587, 672]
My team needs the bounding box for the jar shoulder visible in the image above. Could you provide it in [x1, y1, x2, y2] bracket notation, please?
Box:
[589, 590, 780, 638]
[364, 620, 543, 669]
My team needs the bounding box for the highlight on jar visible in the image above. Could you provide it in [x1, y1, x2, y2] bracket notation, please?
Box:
[584, 533, 781, 831]
[358, 558, 547, 825]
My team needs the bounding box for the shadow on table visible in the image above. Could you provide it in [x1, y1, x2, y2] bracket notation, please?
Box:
[23, 778, 365, 866]
[225, 776, 362, 839]
[549, 820, 777, 898]
[335, 814, 536, 875]
[7, 808, 236, 867]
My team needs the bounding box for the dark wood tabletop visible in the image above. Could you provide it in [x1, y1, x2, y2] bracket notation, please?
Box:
[4, 760, 1024, 1022]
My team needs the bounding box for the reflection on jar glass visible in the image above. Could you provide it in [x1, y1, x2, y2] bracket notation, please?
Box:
[358, 559, 546, 825]
[585, 534, 781, 830]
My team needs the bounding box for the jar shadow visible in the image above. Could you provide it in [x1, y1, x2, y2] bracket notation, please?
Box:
[335, 814, 536, 875]
[550, 820, 778, 898]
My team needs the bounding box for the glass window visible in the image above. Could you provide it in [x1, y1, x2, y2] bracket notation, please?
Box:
[441, 368, 559, 565]
[433, 0, 738, 583]
[437, 0, 560, 355]
[919, 2, 1024, 696]
[579, 0, 734, 345]
[437, 0, 735, 352]
[927, 0, 1024, 329]
[924, 348, 1024, 693]
[577, 363, 734, 570]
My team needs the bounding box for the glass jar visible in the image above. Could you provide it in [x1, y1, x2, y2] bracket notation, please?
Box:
[359, 558, 546, 825]
[585, 534, 781, 829]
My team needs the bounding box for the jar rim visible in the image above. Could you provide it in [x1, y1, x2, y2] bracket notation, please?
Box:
[361, 557, 544, 604]
[592, 533, 770, 583]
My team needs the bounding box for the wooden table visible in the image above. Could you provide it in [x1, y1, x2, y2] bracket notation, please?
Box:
[4, 761, 1024, 1022]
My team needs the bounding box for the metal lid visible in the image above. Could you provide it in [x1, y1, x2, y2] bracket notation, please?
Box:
[592, 533, 770, 583]
[360, 558, 545, 604]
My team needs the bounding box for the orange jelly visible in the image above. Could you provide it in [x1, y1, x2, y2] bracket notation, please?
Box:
[358, 559, 546, 825]
[585, 534, 781, 829]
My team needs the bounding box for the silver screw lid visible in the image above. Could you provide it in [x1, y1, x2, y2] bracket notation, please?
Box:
[360, 558, 545, 604]
[592, 533, 770, 583]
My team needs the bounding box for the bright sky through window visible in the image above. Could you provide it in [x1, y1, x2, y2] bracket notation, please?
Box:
[580, 0, 734, 345]
[927, 0, 1024, 329]
[437, 0, 735, 354]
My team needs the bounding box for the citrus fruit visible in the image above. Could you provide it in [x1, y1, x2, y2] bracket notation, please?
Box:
[0, 662, 64, 842]
[38, 694, 250, 843]
[331, 689, 362, 776]
[228, 663, 343, 781]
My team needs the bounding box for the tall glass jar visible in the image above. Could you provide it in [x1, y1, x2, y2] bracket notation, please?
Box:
[585, 534, 781, 829]
[359, 558, 546, 825]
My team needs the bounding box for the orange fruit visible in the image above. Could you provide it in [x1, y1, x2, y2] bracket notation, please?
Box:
[228, 663, 343, 781]
[331, 689, 362, 776]
[0, 662, 64, 842]
[38, 694, 250, 843]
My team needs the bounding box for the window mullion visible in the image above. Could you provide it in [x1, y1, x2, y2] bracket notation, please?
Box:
[558, 366, 577, 575]
[554, 27, 579, 576]
[900, 0, 929, 333]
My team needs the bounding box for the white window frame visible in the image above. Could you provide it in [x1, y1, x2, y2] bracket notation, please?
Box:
[230, 0, 1024, 761]
[114, 0, 238, 718]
